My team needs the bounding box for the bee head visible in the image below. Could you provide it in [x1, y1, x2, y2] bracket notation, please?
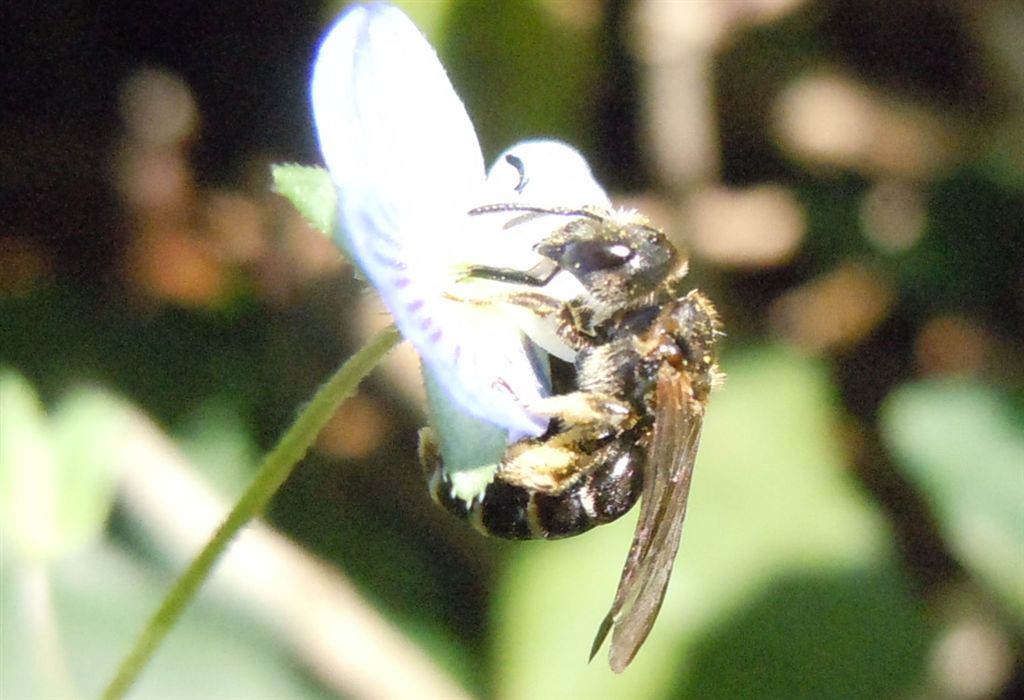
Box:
[536, 211, 680, 313]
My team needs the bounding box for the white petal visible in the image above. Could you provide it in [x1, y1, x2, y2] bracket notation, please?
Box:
[486, 139, 611, 209]
[311, 4, 483, 257]
[455, 141, 610, 275]
[311, 4, 548, 442]
[457, 140, 613, 361]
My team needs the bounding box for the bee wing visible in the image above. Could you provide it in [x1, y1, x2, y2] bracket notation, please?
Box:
[591, 364, 706, 672]
[311, 5, 548, 442]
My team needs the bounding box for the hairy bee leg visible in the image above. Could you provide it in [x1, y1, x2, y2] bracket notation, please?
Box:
[525, 391, 631, 428]
[418, 425, 553, 538]
[417, 427, 489, 531]
[498, 440, 582, 494]
[495, 405, 629, 495]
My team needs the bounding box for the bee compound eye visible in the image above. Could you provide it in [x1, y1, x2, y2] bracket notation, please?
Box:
[558, 239, 634, 275]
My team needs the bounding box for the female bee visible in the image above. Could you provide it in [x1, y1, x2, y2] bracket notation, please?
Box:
[311, 2, 720, 671]
[420, 204, 722, 672]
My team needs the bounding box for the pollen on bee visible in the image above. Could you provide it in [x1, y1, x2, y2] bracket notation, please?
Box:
[509, 444, 574, 472]
[500, 443, 580, 493]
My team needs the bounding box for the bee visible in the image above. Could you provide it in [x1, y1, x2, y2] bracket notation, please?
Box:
[418, 204, 722, 672]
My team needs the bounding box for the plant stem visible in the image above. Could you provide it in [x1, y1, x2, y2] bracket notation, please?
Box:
[101, 325, 402, 700]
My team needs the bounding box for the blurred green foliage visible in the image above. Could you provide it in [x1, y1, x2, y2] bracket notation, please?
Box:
[882, 380, 1024, 619]
[0, 370, 121, 561]
[0, 542, 334, 699]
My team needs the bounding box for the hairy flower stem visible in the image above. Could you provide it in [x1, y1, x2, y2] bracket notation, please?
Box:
[101, 325, 402, 700]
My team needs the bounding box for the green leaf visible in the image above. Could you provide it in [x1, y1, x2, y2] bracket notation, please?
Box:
[493, 346, 931, 699]
[0, 369, 59, 560]
[881, 379, 1024, 620]
[49, 387, 131, 555]
[0, 371, 125, 561]
[174, 398, 260, 500]
[271, 163, 338, 242]
[0, 542, 335, 700]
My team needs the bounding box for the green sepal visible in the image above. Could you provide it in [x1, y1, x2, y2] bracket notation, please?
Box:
[423, 365, 506, 479]
[271, 163, 339, 242]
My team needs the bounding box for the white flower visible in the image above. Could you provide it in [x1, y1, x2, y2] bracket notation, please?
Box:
[311, 3, 609, 470]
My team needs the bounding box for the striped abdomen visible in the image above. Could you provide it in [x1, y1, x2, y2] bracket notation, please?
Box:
[424, 435, 643, 540]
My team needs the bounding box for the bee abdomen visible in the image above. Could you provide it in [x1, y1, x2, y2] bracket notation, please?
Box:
[426, 440, 643, 540]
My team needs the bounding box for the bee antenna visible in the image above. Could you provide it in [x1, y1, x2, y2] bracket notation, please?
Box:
[468, 203, 604, 221]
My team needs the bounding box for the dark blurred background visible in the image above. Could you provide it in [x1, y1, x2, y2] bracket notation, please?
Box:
[1, 1, 1021, 699]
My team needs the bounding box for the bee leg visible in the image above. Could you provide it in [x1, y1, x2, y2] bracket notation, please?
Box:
[418, 426, 548, 539]
[444, 288, 596, 353]
[421, 385, 630, 502]
[462, 258, 559, 287]
[565, 298, 598, 337]
[531, 438, 645, 538]
[499, 440, 583, 495]
[417, 427, 478, 524]
[494, 390, 631, 497]
[525, 391, 632, 429]
[494, 437, 645, 539]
